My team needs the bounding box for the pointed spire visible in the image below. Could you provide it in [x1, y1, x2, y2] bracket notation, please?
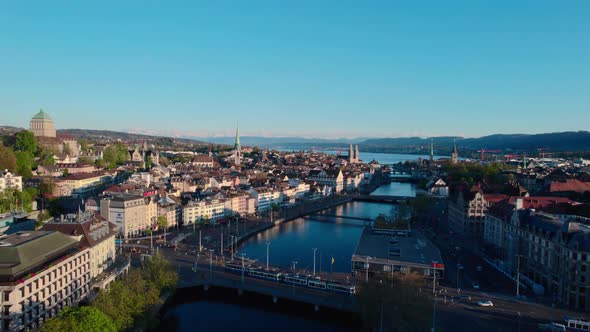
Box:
[430, 139, 434, 161]
[234, 121, 241, 152]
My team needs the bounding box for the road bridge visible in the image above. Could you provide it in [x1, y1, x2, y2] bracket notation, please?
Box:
[175, 260, 358, 312]
[307, 214, 373, 222]
[353, 195, 414, 203]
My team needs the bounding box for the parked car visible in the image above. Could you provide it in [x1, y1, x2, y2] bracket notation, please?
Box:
[477, 300, 493, 307]
[472, 282, 480, 289]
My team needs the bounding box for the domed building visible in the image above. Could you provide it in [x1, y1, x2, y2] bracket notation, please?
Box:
[29, 109, 56, 138]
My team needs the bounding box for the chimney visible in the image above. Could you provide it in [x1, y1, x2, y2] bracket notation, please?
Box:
[515, 198, 524, 210]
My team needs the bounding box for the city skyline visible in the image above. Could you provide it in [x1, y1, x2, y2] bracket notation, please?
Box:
[1, 1, 589, 138]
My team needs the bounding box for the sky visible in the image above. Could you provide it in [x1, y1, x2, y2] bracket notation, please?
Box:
[0, 1, 589, 139]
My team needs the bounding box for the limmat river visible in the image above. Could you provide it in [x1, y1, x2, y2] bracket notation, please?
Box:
[238, 182, 415, 273]
[163, 182, 414, 331]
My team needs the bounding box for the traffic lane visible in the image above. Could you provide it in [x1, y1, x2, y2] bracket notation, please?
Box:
[439, 304, 541, 332]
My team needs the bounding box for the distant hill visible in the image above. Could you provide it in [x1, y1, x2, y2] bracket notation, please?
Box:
[57, 129, 209, 146]
[360, 131, 590, 153]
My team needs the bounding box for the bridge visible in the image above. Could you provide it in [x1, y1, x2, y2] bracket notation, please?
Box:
[307, 214, 373, 222]
[171, 254, 358, 313]
[353, 195, 415, 203]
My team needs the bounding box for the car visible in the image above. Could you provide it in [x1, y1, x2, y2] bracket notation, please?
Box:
[457, 263, 464, 270]
[477, 300, 493, 307]
[476, 265, 483, 271]
[472, 282, 480, 289]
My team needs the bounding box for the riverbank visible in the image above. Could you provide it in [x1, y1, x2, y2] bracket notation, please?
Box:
[231, 195, 353, 248]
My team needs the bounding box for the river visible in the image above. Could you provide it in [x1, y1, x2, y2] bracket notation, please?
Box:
[163, 182, 414, 331]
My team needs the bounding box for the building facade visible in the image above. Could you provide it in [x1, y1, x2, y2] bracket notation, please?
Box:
[29, 110, 56, 138]
[0, 231, 90, 331]
[0, 171, 22, 192]
[100, 195, 147, 238]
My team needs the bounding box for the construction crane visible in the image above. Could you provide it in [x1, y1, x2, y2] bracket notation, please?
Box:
[476, 149, 502, 161]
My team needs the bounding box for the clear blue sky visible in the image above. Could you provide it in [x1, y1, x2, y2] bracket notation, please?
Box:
[1, 1, 588, 138]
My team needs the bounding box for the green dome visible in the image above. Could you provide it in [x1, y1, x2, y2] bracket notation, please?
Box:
[32, 109, 52, 121]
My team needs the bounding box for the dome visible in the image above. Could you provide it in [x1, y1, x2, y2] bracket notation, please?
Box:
[32, 109, 52, 121]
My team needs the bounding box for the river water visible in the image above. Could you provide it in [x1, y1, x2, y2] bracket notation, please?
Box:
[164, 182, 415, 331]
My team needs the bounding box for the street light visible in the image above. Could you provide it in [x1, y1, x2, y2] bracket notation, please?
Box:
[208, 249, 214, 279]
[266, 242, 271, 270]
[366, 256, 372, 282]
[516, 254, 523, 297]
[313, 248, 318, 276]
[241, 253, 246, 283]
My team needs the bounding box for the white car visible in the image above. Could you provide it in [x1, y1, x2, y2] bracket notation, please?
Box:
[477, 300, 494, 307]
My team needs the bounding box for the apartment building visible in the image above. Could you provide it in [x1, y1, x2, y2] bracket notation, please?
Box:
[100, 195, 147, 238]
[42, 212, 117, 280]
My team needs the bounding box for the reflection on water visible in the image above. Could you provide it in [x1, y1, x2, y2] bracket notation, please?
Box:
[168, 301, 353, 332]
[239, 192, 412, 273]
[370, 181, 416, 197]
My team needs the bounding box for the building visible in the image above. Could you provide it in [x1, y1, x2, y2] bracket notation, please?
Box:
[29, 110, 56, 138]
[247, 188, 283, 212]
[451, 140, 458, 164]
[448, 186, 488, 238]
[0, 213, 35, 236]
[233, 124, 241, 166]
[42, 212, 117, 280]
[182, 199, 226, 224]
[307, 169, 344, 193]
[100, 195, 147, 238]
[53, 172, 114, 197]
[0, 171, 22, 192]
[191, 155, 215, 168]
[348, 144, 360, 164]
[0, 231, 90, 331]
[351, 226, 444, 281]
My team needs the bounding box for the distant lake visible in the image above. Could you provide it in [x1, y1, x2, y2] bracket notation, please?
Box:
[323, 151, 448, 165]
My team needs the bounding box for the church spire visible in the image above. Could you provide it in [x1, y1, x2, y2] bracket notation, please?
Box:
[234, 122, 241, 153]
[430, 139, 434, 162]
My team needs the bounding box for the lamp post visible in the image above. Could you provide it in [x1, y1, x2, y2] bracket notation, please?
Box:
[241, 253, 246, 283]
[366, 256, 372, 282]
[266, 242, 271, 269]
[199, 230, 202, 252]
[208, 249, 214, 279]
[313, 248, 318, 276]
[516, 254, 522, 297]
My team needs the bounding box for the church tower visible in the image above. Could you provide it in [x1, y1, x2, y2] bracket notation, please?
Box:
[355, 145, 359, 163]
[234, 123, 241, 166]
[349, 144, 354, 163]
[451, 139, 458, 164]
[430, 139, 434, 163]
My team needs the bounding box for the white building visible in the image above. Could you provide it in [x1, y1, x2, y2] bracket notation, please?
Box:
[0, 170, 22, 192]
[182, 199, 226, 224]
[247, 188, 283, 212]
[0, 231, 91, 331]
[100, 195, 147, 238]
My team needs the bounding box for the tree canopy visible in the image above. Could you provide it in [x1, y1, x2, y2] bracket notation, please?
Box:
[0, 143, 16, 172]
[14, 130, 37, 154]
[102, 143, 129, 169]
[40, 306, 116, 332]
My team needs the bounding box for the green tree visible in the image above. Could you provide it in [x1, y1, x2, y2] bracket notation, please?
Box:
[14, 130, 37, 154]
[15, 151, 33, 180]
[140, 252, 178, 292]
[157, 215, 168, 229]
[357, 273, 432, 332]
[40, 306, 116, 332]
[102, 143, 129, 169]
[78, 156, 94, 165]
[0, 143, 17, 172]
[145, 155, 152, 170]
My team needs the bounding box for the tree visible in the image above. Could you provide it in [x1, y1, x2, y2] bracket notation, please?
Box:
[15, 151, 33, 180]
[0, 143, 16, 172]
[36, 146, 56, 167]
[40, 306, 116, 332]
[157, 215, 168, 229]
[78, 156, 94, 165]
[102, 143, 129, 169]
[145, 155, 152, 170]
[140, 252, 178, 292]
[14, 130, 37, 154]
[357, 273, 431, 332]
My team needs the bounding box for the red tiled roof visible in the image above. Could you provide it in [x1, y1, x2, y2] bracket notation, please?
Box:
[549, 179, 590, 193]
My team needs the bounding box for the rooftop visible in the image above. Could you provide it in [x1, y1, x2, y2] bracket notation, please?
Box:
[0, 231, 80, 280]
[352, 226, 442, 268]
[31, 109, 53, 121]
